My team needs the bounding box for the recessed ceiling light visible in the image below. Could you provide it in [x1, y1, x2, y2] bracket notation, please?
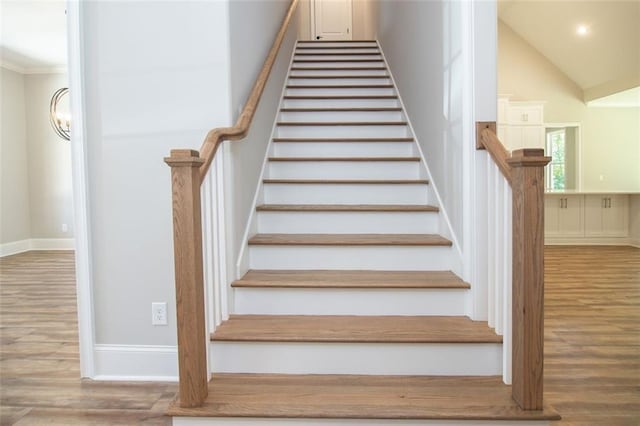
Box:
[576, 25, 589, 36]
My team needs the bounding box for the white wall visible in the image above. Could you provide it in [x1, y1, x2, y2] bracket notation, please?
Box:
[80, 0, 232, 348]
[226, 0, 298, 278]
[24, 73, 73, 239]
[0, 67, 31, 245]
[498, 21, 640, 192]
[378, 0, 466, 246]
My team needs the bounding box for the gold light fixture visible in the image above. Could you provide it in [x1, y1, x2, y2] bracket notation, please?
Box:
[49, 87, 70, 141]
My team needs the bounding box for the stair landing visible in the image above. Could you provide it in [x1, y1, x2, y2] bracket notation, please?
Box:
[167, 374, 560, 422]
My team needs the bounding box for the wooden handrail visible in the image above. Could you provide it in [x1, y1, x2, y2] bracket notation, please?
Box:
[164, 0, 299, 408]
[198, 0, 300, 182]
[476, 122, 550, 411]
[476, 122, 512, 184]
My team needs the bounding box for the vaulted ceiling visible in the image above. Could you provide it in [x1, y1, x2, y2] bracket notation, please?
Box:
[498, 0, 640, 104]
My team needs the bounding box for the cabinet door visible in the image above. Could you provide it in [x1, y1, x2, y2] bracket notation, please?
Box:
[544, 196, 562, 236]
[602, 195, 629, 237]
[558, 195, 584, 236]
[584, 195, 606, 236]
[522, 126, 545, 150]
[585, 195, 629, 237]
[505, 126, 524, 151]
[507, 104, 544, 125]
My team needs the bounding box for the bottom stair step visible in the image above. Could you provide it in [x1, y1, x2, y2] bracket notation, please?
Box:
[168, 374, 560, 424]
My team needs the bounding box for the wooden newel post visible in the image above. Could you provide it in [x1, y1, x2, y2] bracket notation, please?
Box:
[507, 149, 551, 410]
[164, 149, 208, 408]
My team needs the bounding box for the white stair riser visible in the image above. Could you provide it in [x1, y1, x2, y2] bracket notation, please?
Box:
[294, 55, 382, 61]
[283, 98, 399, 108]
[267, 161, 420, 179]
[272, 141, 415, 157]
[279, 110, 402, 122]
[257, 211, 438, 234]
[276, 125, 408, 138]
[285, 87, 395, 96]
[287, 78, 392, 86]
[292, 62, 385, 69]
[175, 418, 551, 426]
[210, 342, 502, 375]
[234, 288, 467, 316]
[263, 183, 429, 205]
[290, 69, 388, 77]
[297, 42, 378, 48]
[296, 48, 381, 54]
[249, 246, 452, 271]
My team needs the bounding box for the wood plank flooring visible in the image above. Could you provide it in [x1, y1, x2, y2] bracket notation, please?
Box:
[167, 374, 560, 421]
[1, 246, 638, 424]
[544, 245, 640, 426]
[0, 251, 176, 425]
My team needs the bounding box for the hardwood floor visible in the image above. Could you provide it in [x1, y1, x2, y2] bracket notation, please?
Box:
[1, 247, 638, 424]
[0, 251, 176, 425]
[545, 245, 640, 426]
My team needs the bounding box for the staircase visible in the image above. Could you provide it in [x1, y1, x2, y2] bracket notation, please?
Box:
[168, 40, 558, 425]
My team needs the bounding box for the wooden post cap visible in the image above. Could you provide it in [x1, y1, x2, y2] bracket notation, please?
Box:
[164, 149, 205, 167]
[507, 149, 550, 168]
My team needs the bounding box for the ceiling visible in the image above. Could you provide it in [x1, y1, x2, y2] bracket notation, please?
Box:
[498, 0, 640, 105]
[0, 0, 67, 73]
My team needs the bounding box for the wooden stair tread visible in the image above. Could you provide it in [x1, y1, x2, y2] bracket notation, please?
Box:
[287, 84, 394, 89]
[276, 121, 407, 126]
[268, 157, 419, 162]
[233, 270, 468, 289]
[167, 373, 559, 420]
[256, 204, 439, 212]
[272, 137, 413, 142]
[280, 107, 400, 111]
[283, 95, 397, 99]
[247, 233, 451, 246]
[212, 315, 500, 343]
[263, 178, 429, 184]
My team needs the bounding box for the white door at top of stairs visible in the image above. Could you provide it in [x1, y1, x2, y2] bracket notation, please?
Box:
[313, 0, 353, 41]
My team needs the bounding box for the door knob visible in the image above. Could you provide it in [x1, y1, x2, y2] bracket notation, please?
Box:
[316, 36, 321, 40]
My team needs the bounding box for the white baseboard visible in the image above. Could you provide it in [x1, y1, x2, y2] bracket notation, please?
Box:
[31, 238, 75, 250]
[0, 239, 32, 257]
[0, 238, 75, 257]
[93, 344, 178, 381]
[545, 237, 631, 246]
[630, 237, 640, 248]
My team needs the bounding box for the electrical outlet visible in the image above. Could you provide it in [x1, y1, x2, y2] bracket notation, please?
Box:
[61, 223, 68, 233]
[152, 302, 168, 325]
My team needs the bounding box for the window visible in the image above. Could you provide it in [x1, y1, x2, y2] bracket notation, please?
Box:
[546, 129, 566, 190]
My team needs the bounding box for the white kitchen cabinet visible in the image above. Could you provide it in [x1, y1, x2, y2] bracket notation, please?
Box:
[584, 195, 629, 237]
[545, 195, 584, 237]
[505, 125, 545, 151]
[497, 97, 545, 152]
